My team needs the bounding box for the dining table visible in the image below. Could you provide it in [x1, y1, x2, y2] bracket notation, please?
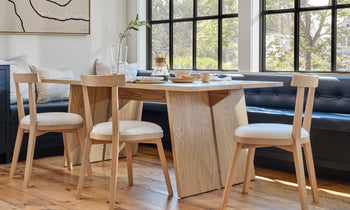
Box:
[42, 77, 283, 198]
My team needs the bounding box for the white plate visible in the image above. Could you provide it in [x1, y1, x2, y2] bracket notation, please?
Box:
[135, 76, 164, 82]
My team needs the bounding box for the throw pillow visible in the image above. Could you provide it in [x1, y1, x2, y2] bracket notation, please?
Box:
[30, 65, 74, 103]
[127, 62, 138, 78]
[7, 55, 32, 104]
[95, 58, 138, 79]
[95, 58, 112, 75]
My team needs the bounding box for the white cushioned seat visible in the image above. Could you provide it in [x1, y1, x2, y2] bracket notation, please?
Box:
[235, 123, 309, 144]
[90, 120, 163, 141]
[20, 112, 83, 130]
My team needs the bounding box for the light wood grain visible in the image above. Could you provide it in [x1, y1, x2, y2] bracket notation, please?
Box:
[43, 77, 283, 198]
[119, 88, 167, 103]
[78, 75, 173, 209]
[221, 75, 319, 210]
[124, 80, 283, 92]
[211, 89, 254, 186]
[42, 78, 283, 92]
[3, 145, 349, 209]
[10, 73, 85, 188]
[166, 90, 221, 197]
[64, 86, 143, 165]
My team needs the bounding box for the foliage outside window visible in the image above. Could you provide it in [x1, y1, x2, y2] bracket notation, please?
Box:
[262, 0, 350, 72]
[147, 0, 238, 71]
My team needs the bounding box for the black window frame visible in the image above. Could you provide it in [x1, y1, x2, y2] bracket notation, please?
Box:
[261, 0, 350, 73]
[147, 0, 239, 71]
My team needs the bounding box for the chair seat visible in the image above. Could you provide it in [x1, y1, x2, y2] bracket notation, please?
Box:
[90, 120, 163, 141]
[20, 112, 83, 130]
[235, 123, 310, 145]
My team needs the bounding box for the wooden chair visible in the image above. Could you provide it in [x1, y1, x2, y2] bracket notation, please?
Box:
[9, 72, 88, 188]
[221, 74, 319, 210]
[76, 74, 173, 210]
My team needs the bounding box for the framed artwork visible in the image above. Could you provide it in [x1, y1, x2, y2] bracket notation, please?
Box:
[0, 0, 90, 35]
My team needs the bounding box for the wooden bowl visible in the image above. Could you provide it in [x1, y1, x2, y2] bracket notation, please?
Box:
[173, 70, 192, 78]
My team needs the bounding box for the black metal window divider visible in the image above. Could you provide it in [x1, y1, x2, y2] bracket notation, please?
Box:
[261, 0, 350, 73]
[147, 0, 239, 71]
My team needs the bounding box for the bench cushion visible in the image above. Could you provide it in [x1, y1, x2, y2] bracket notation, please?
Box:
[247, 106, 350, 132]
[10, 101, 69, 121]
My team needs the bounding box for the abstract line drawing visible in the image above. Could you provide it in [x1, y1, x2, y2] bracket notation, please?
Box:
[8, 0, 26, 32]
[0, 0, 90, 34]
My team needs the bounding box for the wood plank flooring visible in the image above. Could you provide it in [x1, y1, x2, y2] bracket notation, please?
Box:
[0, 145, 349, 210]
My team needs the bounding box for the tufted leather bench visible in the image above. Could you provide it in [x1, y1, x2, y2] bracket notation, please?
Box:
[140, 72, 350, 181]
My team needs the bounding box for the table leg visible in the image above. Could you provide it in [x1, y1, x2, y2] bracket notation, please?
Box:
[166, 91, 221, 198]
[210, 89, 255, 186]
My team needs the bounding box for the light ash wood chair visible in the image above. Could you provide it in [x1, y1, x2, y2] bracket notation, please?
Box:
[221, 75, 320, 210]
[76, 74, 173, 210]
[9, 73, 87, 188]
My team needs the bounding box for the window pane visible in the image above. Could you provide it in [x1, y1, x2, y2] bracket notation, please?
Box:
[266, 0, 294, 10]
[338, 0, 350, 4]
[174, 0, 193, 19]
[299, 10, 331, 71]
[198, 0, 218, 17]
[152, 0, 169, 20]
[197, 20, 218, 69]
[173, 22, 193, 69]
[337, 9, 350, 72]
[300, 0, 330, 7]
[222, 18, 238, 70]
[152, 24, 169, 67]
[223, 0, 238, 14]
[265, 13, 294, 71]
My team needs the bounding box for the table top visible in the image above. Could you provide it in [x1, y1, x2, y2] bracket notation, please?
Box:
[42, 78, 283, 92]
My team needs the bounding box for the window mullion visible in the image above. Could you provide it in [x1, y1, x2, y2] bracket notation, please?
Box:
[218, 0, 223, 70]
[146, 0, 152, 70]
[260, 0, 266, 72]
[169, 0, 174, 70]
[193, 0, 197, 70]
[332, 0, 337, 72]
[295, 0, 300, 72]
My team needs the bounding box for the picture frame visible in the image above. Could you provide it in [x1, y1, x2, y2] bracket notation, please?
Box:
[0, 0, 90, 35]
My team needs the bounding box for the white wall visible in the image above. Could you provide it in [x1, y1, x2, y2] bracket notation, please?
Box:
[127, 0, 147, 70]
[0, 0, 127, 77]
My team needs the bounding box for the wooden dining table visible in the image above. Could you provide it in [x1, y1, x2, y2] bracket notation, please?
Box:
[42, 78, 283, 198]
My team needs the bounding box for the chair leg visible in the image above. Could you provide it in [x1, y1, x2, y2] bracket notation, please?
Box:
[243, 147, 255, 194]
[23, 129, 37, 188]
[9, 128, 24, 179]
[76, 137, 92, 199]
[62, 132, 73, 171]
[221, 143, 242, 209]
[303, 142, 319, 203]
[76, 128, 93, 179]
[156, 139, 173, 197]
[109, 139, 120, 210]
[292, 143, 309, 210]
[125, 143, 133, 186]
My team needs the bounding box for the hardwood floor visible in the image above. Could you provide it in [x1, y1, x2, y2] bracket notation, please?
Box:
[1, 144, 350, 210]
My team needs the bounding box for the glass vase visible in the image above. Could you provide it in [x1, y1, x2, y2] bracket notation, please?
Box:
[111, 44, 128, 75]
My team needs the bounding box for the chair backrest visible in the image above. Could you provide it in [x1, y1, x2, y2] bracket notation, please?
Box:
[80, 74, 125, 142]
[13, 73, 39, 125]
[291, 74, 319, 141]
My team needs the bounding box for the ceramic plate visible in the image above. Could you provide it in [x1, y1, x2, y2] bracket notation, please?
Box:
[135, 76, 164, 82]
